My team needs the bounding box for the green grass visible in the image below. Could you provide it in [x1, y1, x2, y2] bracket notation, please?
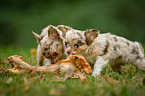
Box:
[0, 46, 145, 96]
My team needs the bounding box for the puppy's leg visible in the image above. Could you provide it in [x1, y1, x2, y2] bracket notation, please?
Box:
[36, 45, 44, 66]
[92, 56, 109, 77]
[110, 63, 124, 74]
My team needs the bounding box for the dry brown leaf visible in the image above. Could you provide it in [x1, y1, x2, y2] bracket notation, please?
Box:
[105, 75, 119, 84]
[30, 48, 37, 56]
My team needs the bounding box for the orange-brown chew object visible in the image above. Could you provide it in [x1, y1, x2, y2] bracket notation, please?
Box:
[7, 55, 92, 74]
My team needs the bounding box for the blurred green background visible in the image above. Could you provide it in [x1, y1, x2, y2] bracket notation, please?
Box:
[0, 0, 145, 48]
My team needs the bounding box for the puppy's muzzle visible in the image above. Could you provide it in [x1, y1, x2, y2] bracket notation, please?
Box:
[67, 50, 71, 55]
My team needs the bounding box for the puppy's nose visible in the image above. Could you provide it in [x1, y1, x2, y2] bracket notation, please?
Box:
[51, 61, 54, 64]
[67, 50, 71, 55]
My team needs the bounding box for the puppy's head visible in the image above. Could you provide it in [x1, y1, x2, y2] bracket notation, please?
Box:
[65, 29, 100, 55]
[33, 25, 64, 64]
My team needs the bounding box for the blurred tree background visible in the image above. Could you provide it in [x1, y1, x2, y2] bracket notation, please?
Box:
[0, 0, 145, 48]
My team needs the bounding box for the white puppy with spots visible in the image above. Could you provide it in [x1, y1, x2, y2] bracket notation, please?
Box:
[33, 25, 72, 66]
[65, 29, 145, 77]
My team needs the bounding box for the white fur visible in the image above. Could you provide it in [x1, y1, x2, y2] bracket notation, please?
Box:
[65, 30, 145, 77]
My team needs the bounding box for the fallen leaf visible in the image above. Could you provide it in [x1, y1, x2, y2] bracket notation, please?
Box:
[30, 48, 37, 56]
[105, 75, 119, 84]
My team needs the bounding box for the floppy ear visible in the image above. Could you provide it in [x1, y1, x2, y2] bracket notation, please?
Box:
[84, 29, 100, 45]
[32, 31, 42, 43]
[48, 26, 61, 41]
[57, 25, 72, 38]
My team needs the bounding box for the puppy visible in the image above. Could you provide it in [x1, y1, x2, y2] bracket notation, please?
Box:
[33, 25, 72, 66]
[33, 25, 66, 66]
[65, 29, 145, 77]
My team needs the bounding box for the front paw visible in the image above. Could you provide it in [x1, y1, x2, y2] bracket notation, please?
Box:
[92, 72, 100, 78]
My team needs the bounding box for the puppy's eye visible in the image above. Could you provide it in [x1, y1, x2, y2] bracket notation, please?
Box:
[74, 44, 79, 48]
[65, 42, 67, 46]
[53, 52, 58, 56]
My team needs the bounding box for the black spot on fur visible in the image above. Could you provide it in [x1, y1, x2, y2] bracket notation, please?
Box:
[131, 47, 139, 55]
[53, 52, 58, 56]
[118, 56, 122, 59]
[136, 55, 141, 60]
[114, 46, 117, 51]
[114, 45, 120, 51]
[44, 48, 48, 51]
[42, 52, 45, 55]
[114, 37, 118, 42]
[126, 42, 130, 46]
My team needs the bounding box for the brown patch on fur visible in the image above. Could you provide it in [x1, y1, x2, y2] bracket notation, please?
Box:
[103, 40, 110, 55]
[48, 26, 60, 41]
[114, 45, 121, 51]
[85, 29, 100, 45]
[126, 41, 130, 46]
[114, 37, 118, 42]
[131, 47, 139, 55]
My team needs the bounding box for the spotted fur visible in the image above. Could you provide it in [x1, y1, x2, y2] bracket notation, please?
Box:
[65, 29, 145, 77]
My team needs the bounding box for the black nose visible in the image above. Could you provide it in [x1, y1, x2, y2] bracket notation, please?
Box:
[67, 50, 71, 54]
[51, 61, 54, 64]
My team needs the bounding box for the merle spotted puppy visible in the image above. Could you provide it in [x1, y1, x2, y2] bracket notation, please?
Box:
[65, 28, 145, 77]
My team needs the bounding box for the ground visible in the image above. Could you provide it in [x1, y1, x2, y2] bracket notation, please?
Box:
[0, 46, 145, 96]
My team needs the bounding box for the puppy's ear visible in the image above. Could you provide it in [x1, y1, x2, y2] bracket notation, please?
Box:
[32, 31, 42, 43]
[48, 25, 61, 41]
[57, 25, 72, 38]
[85, 29, 100, 45]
